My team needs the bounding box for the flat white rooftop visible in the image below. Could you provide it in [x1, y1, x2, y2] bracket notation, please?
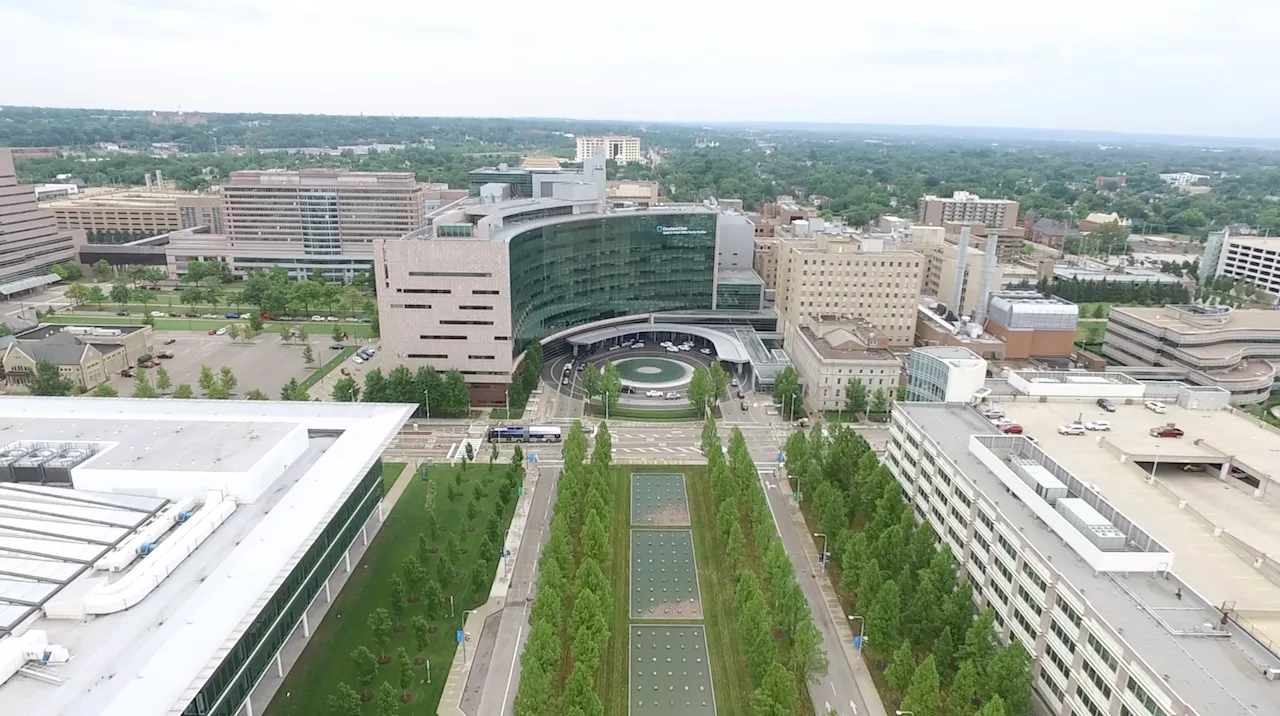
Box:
[0, 397, 414, 716]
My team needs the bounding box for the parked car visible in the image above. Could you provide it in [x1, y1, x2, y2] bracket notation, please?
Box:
[261, 313, 275, 321]
[741, 401, 749, 411]
[608, 345, 621, 352]
[149, 311, 165, 317]
[631, 342, 645, 349]
[340, 368, 351, 376]
[561, 377, 569, 385]
[665, 346, 681, 353]
[660, 341, 673, 348]
[645, 389, 663, 398]
[353, 356, 364, 364]
[151, 359, 161, 367]
[135, 354, 153, 366]
[1145, 400, 1167, 414]
[156, 351, 174, 359]
[116, 310, 129, 316]
[1058, 424, 1085, 436]
[1096, 398, 1116, 413]
[1084, 420, 1111, 431]
[359, 318, 374, 323]
[208, 329, 218, 335]
[679, 344, 692, 351]
[215, 327, 228, 335]
[736, 389, 745, 399]
[224, 312, 240, 319]
[731, 378, 739, 387]
[167, 312, 179, 317]
[1001, 424, 1024, 434]
[311, 315, 325, 322]
[184, 312, 200, 318]
[163, 338, 176, 345]
[326, 316, 339, 322]
[699, 348, 712, 355]
[981, 408, 1004, 419]
[1151, 425, 1184, 438]
[622, 385, 636, 394]
[578, 363, 586, 371]
[329, 344, 345, 351]
[345, 317, 358, 322]
[120, 368, 134, 378]
[664, 391, 680, 400]
[200, 313, 218, 319]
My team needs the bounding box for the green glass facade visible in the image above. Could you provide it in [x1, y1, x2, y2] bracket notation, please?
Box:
[508, 213, 717, 354]
[716, 281, 764, 312]
[906, 351, 950, 402]
[182, 459, 384, 716]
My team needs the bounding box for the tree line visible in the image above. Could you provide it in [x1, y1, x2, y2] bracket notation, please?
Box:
[785, 423, 1031, 716]
[701, 419, 829, 715]
[1011, 277, 1192, 307]
[324, 454, 525, 715]
[330, 364, 472, 418]
[513, 421, 614, 715]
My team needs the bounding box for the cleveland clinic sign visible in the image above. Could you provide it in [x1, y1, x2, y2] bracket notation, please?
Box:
[655, 225, 709, 236]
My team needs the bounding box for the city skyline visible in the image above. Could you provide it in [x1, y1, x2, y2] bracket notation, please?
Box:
[2, 0, 1277, 138]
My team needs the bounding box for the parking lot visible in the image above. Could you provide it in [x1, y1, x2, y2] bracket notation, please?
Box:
[106, 330, 314, 397]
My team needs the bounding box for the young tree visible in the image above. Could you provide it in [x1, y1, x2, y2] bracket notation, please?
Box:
[368, 608, 393, 660]
[280, 377, 309, 401]
[132, 369, 158, 398]
[987, 640, 1033, 716]
[65, 282, 89, 308]
[844, 378, 868, 418]
[933, 625, 956, 680]
[154, 365, 172, 392]
[248, 312, 265, 332]
[172, 383, 194, 398]
[470, 565, 489, 598]
[90, 383, 119, 397]
[580, 362, 601, 403]
[91, 259, 114, 282]
[899, 654, 942, 716]
[86, 285, 108, 309]
[109, 281, 132, 308]
[397, 646, 414, 694]
[132, 288, 158, 311]
[975, 694, 1007, 716]
[226, 323, 240, 342]
[300, 342, 315, 365]
[885, 638, 916, 696]
[332, 324, 345, 343]
[198, 364, 216, 394]
[374, 682, 399, 716]
[871, 387, 889, 415]
[708, 362, 730, 402]
[421, 577, 444, 618]
[791, 618, 829, 683]
[867, 579, 903, 656]
[245, 389, 269, 400]
[687, 367, 711, 414]
[947, 660, 982, 716]
[277, 324, 292, 344]
[601, 362, 622, 414]
[772, 366, 802, 420]
[30, 360, 74, 396]
[332, 376, 360, 402]
[219, 365, 237, 394]
[958, 609, 997, 673]
[411, 615, 430, 657]
[326, 682, 361, 716]
[389, 576, 407, 625]
[350, 646, 379, 698]
[489, 440, 499, 471]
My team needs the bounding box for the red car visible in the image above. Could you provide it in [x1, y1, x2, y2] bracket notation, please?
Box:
[261, 313, 275, 321]
[1151, 426, 1184, 438]
[1001, 424, 1023, 435]
[208, 329, 218, 335]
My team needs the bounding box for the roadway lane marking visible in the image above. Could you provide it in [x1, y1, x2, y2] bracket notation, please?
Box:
[502, 603, 528, 712]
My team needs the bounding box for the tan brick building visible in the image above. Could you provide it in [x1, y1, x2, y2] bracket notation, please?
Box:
[0, 149, 79, 287]
[2, 324, 154, 390]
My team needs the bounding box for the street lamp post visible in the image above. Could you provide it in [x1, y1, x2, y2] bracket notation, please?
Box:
[813, 532, 828, 570]
[847, 615, 865, 652]
[461, 608, 478, 662]
[897, 711, 915, 716]
[424, 658, 431, 684]
[423, 386, 430, 426]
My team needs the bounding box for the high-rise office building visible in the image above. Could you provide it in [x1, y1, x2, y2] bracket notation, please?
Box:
[0, 149, 79, 289]
[918, 191, 1019, 229]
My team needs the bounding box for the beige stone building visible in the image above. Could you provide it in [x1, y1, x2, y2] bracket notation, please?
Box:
[920, 241, 1007, 319]
[606, 180, 663, 206]
[774, 232, 924, 345]
[2, 324, 154, 389]
[574, 135, 642, 164]
[785, 318, 901, 413]
[918, 191, 1019, 228]
[44, 189, 188, 237]
[0, 149, 80, 288]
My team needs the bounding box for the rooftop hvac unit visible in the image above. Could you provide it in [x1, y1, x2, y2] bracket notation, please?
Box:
[1056, 497, 1126, 551]
[1010, 458, 1068, 503]
[0, 446, 33, 483]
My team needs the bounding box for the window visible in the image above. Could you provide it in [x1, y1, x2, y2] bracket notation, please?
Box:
[459, 305, 494, 310]
[1050, 619, 1076, 653]
[1125, 677, 1169, 716]
[408, 270, 491, 277]
[1081, 657, 1114, 701]
[1022, 562, 1048, 592]
[472, 289, 500, 295]
[419, 335, 467, 340]
[1058, 599, 1083, 628]
[1045, 644, 1071, 679]
[467, 355, 495, 360]
[440, 320, 494, 326]
[1076, 686, 1106, 716]
[390, 304, 431, 309]
[399, 288, 451, 294]
[408, 353, 448, 359]
[1087, 633, 1118, 671]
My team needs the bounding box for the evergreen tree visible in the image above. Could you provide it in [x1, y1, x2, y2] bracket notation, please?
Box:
[948, 659, 982, 716]
[866, 579, 903, 657]
[975, 694, 1007, 716]
[750, 662, 798, 716]
[932, 626, 955, 681]
[987, 640, 1033, 716]
[885, 638, 916, 696]
[899, 654, 942, 716]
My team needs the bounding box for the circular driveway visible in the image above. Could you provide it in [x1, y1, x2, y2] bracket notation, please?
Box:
[613, 356, 692, 388]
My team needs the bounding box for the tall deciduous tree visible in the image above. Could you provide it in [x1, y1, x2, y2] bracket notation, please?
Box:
[326, 682, 361, 716]
[844, 378, 868, 417]
[30, 360, 74, 396]
[948, 659, 982, 716]
[601, 362, 622, 414]
[772, 366, 802, 420]
[581, 362, 601, 403]
[867, 578, 903, 656]
[332, 376, 360, 402]
[374, 682, 399, 716]
[350, 646, 378, 697]
[368, 608, 393, 660]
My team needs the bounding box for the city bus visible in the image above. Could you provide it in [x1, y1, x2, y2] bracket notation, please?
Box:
[485, 426, 563, 443]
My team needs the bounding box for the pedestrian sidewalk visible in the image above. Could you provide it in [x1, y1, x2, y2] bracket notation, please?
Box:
[783, 476, 888, 716]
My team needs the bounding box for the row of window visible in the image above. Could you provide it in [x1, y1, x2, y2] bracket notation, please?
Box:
[183, 462, 384, 716]
[397, 288, 501, 296]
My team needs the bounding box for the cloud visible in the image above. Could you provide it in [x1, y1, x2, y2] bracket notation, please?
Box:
[1, 0, 1276, 137]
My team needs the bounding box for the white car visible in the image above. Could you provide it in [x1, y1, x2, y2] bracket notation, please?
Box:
[664, 391, 680, 400]
[660, 341, 673, 348]
[1058, 424, 1085, 436]
[149, 311, 165, 317]
[994, 416, 1017, 426]
[345, 317, 358, 322]
[665, 346, 680, 353]
[678, 344, 691, 351]
[1084, 420, 1111, 431]
[608, 345, 621, 352]
[215, 327, 228, 335]
[326, 316, 339, 322]
[353, 356, 364, 364]
[1144, 401, 1167, 414]
[631, 342, 645, 349]
[699, 348, 712, 355]
[730, 378, 738, 386]
[311, 315, 325, 322]
[645, 389, 663, 398]
[201, 313, 218, 319]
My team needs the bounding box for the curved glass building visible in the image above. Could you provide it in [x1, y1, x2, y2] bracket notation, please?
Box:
[375, 195, 728, 404]
[507, 212, 717, 354]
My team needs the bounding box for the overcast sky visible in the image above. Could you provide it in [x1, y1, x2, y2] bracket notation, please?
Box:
[2, 0, 1275, 137]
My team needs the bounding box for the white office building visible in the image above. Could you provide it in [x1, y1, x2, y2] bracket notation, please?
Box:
[886, 380, 1280, 716]
[0, 397, 414, 716]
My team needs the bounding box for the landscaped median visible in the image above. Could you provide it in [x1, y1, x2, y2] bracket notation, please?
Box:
[42, 313, 377, 338]
[264, 460, 523, 716]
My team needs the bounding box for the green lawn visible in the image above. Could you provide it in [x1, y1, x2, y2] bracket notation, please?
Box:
[265, 463, 519, 716]
[1076, 319, 1108, 342]
[381, 462, 407, 493]
[601, 465, 754, 716]
[43, 313, 376, 338]
[70, 298, 371, 318]
[585, 405, 715, 421]
[302, 347, 358, 392]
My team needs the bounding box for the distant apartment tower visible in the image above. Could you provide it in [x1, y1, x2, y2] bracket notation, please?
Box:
[1201, 231, 1280, 296]
[1158, 171, 1210, 187]
[0, 149, 79, 287]
[574, 135, 642, 164]
[918, 191, 1019, 229]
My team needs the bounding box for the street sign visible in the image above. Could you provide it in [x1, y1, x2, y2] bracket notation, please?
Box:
[528, 454, 537, 463]
[777, 451, 784, 463]
[853, 635, 864, 648]
[456, 629, 465, 644]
